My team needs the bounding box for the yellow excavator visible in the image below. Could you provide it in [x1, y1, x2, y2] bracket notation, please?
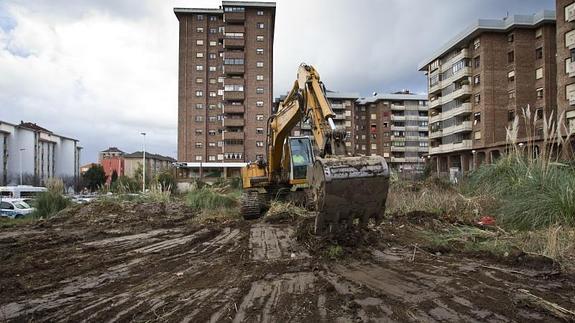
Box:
[240, 64, 390, 234]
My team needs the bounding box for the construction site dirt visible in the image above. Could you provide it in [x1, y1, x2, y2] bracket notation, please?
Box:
[1, 201, 574, 322]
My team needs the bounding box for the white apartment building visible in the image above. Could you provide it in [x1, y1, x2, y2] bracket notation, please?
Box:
[0, 121, 81, 186]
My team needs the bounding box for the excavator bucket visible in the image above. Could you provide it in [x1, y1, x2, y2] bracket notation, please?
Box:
[307, 155, 390, 235]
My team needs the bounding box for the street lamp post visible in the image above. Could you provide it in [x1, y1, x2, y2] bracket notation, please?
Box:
[19, 148, 25, 185]
[141, 132, 146, 193]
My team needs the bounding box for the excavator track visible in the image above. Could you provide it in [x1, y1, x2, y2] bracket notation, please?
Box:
[240, 190, 264, 220]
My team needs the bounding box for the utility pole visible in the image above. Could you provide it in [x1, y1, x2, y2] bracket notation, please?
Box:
[19, 148, 25, 185]
[141, 132, 146, 193]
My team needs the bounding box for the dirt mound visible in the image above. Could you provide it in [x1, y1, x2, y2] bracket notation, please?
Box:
[37, 200, 198, 231]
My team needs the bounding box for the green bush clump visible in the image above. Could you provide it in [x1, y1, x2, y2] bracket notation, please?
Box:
[33, 191, 71, 218]
[186, 188, 237, 210]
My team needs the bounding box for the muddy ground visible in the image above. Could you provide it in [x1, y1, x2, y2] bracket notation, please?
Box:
[0, 201, 574, 322]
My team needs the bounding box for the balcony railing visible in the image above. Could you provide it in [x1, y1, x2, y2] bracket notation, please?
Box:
[442, 121, 472, 136]
[223, 131, 244, 140]
[224, 38, 245, 49]
[223, 104, 244, 114]
[224, 11, 245, 23]
[223, 91, 244, 101]
[223, 118, 244, 127]
[224, 64, 244, 75]
[429, 139, 472, 155]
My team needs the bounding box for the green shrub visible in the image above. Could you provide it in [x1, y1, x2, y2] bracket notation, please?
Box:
[111, 176, 140, 193]
[186, 188, 237, 210]
[466, 155, 575, 230]
[155, 170, 176, 193]
[33, 191, 71, 218]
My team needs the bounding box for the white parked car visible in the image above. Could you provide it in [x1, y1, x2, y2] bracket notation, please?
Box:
[0, 199, 35, 219]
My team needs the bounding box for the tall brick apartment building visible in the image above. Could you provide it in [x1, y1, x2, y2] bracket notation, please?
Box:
[557, 0, 575, 133]
[355, 92, 429, 173]
[174, 1, 275, 179]
[419, 11, 558, 177]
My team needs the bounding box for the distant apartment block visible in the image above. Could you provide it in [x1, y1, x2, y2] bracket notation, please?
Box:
[419, 11, 557, 176]
[557, 0, 575, 134]
[356, 92, 429, 172]
[0, 121, 81, 186]
[174, 1, 276, 179]
[99, 147, 125, 181]
[123, 152, 175, 179]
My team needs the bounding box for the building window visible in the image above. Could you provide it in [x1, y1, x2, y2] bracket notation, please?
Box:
[195, 142, 203, 148]
[507, 51, 514, 63]
[208, 142, 216, 148]
[195, 129, 203, 134]
[535, 47, 543, 59]
[196, 52, 204, 58]
[508, 110, 515, 122]
[474, 112, 481, 125]
[535, 28, 542, 38]
[195, 103, 204, 109]
[256, 87, 264, 94]
[196, 78, 203, 83]
[256, 75, 264, 81]
[507, 33, 514, 43]
[209, 41, 217, 46]
[208, 155, 216, 161]
[224, 58, 244, 65]
[474, 56, 480, 68]
[209, 78, 216, 84]
[256, 114, 264, 121]
[536, 67, 543, 80]
[196, 27, 204, 33]
[196, 40, 204, 46]
[256, 101, 264, 107]
[256, 48, 264, 55]
[218, 77, 225, 83]
[474, 131, 482, 140]
[209, 28, 217, 34]
[371, 144, 377, 150]
[473, 74, 480, 85]
[224, 84, 244, 92]
[257, 35, 264, 41]
[566, 83, 575, 101]
[536, 88, 544, 99]
[195, 156, 202, 161]
[224, 7, 245, 12]
[256, 128, 264, 134]
[256, 61, 264, 68]
[195, 116, 203, 122]
[196, 65, 204, 71]
[217, 89, 224, 96]
[256, 141, 264, 147]
[209, 53, 216, 59]
[195, 90, 203, 97]
[209, 91, 216, 97]
[209, 16, 217, 21]
[474, 94, 481, 104]
[257, 10, 264, 15]
[197, 14, 204, 20]
[508, 70, 515, 82]
[536, 108, 544, 119]
[257, 23, 265, 29]
[209, 130, 216, 136]
[225, 32, 244, 39]
[508, 90, 515, 100]
[209, 66, 217, 72]
[473, 38, 480, 49]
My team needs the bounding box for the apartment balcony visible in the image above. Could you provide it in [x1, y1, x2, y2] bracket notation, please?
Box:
[442, 121, 472, 136]
[223, 104, 244, 114]
[568, 3, 575, 22]
[331, 103, 345, 110]
[439, 49, 470, 73]
[405, 135, 427, 141]
[223, 64, 244, 75]
[223, 51, 244, 60]
[333, 113, 346, 120]
[429, 130, 443, 139]
[391, 104, 405, 110]
[429, 97, 442, 109]
[225, 24, 245, 33]
[390, 136, 405, 141]
[391, 157, 424, 163]
[430, 113, 441, 124]
[429, 139, 472, 155]
[224, 11, 245, 23]
[391, 146, 406, 152]
[223, 90, 244, 101]
[391, 115, 405, 121]
[224, 37, 245, 49]
[429, 82, 442, 95]
[442, 103, 472, 121]
[390, 125, 405, 131]
[390, 157, 406, 163]
[223, 118, 244, 127]
[224, 77, 244, 87]
[223, 131, 244, 140]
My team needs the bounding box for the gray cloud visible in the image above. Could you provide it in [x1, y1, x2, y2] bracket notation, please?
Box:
[0, 0, 555, 164]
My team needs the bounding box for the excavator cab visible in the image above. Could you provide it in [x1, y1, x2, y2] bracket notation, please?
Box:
[288, 137, 314, 182]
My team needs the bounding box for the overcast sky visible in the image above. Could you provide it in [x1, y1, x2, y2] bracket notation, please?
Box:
[0, 0, 554, 164]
